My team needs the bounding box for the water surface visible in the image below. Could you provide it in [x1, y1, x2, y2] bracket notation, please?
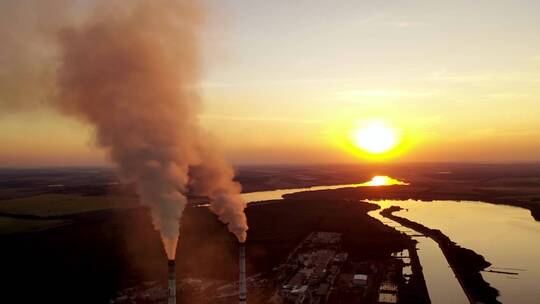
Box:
[370, 200, 540, 303]
[241, 175, 405, 203]
[241, 178, 540, 303]
[369, 208, 469, 303]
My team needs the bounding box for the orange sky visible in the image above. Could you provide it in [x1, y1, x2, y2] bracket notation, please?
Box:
[1, 1, 540, 166]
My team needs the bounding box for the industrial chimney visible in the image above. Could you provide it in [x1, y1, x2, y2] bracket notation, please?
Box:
[239, 243, 247, 304]
[168, 259, 176, 304]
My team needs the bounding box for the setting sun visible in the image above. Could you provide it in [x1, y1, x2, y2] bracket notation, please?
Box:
[352, 121, 400, 155]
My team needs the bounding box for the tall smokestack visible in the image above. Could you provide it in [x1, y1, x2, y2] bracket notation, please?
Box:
[239, 243, 247, 304]
[168, 259, 176, 304]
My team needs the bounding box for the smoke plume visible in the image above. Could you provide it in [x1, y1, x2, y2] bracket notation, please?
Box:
[0, 0, 248, 259]
[190, 143, 248, 242]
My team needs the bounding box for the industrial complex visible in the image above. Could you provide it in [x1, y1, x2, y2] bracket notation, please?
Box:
[267, 232, 403, 304]
[110, 231, 408, 304]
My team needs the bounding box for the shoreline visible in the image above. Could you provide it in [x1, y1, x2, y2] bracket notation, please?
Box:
[282, 184, 540, 222]
[380, 206, 500, 304]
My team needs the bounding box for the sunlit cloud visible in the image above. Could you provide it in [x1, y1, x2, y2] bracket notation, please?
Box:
[465, 128, 539, 140]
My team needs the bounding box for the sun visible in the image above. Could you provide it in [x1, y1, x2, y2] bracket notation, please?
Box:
[352, 121, 399, 154]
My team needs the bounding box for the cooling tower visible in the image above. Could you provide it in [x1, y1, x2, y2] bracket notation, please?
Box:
[168, 259, 176, 304]
[239, 243, 247, 304]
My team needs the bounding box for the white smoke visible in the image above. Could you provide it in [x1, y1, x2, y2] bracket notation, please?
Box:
[0, 0, 248, 259]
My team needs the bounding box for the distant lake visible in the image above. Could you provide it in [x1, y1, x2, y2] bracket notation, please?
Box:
[242, 178, 540, 304]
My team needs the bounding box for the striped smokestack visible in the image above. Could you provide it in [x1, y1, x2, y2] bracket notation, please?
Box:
[239, 243, 247, 304]
[168, 260, 176, 304]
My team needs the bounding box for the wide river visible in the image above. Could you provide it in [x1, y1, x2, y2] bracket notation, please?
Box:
[240, 177, 540, 303]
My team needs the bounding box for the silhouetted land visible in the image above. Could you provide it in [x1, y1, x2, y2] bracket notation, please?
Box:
[1, 163, 539, 303]
[278, 163, 540, 222]
[400, 242, 431, 304]
[0, 195, 414, 303]
[2, 163, 538, 220]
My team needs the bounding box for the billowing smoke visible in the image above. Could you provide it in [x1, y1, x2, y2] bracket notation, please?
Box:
[0, 0, 248, 259]
[190, 144, 248, 242]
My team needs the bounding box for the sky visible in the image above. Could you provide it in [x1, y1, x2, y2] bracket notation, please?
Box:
[1, 0, 540, 166]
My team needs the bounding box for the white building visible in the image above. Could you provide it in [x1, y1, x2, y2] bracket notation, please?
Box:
[352, 274, 368, 286]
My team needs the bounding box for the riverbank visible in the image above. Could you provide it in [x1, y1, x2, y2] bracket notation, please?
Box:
[283, 184, 540, 222]
[399, 241, 431, 304]
[381, 206, 500, 304]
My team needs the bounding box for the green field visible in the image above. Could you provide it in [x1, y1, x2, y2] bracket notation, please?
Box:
[0, 216, 69, 235]
[0, 194, 138, 217]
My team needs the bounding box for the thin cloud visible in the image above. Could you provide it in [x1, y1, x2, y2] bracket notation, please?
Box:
[389, 21, 427, 28]
[487, 93, 533, 100]
[201, 114, 322, 124]
[200, 77, 382, 88]
[337, 89, 435, 100]
[425, 73, 540, 84]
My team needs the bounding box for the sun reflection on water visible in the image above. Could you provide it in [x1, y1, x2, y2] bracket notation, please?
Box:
[360, 175, 408, 186]
[240, 175, 408, 204]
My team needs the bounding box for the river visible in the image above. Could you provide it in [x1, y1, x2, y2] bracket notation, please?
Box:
[368, 206, 469, 303]
[370, 199, 540, 304]
[240, 177, 540, 303]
